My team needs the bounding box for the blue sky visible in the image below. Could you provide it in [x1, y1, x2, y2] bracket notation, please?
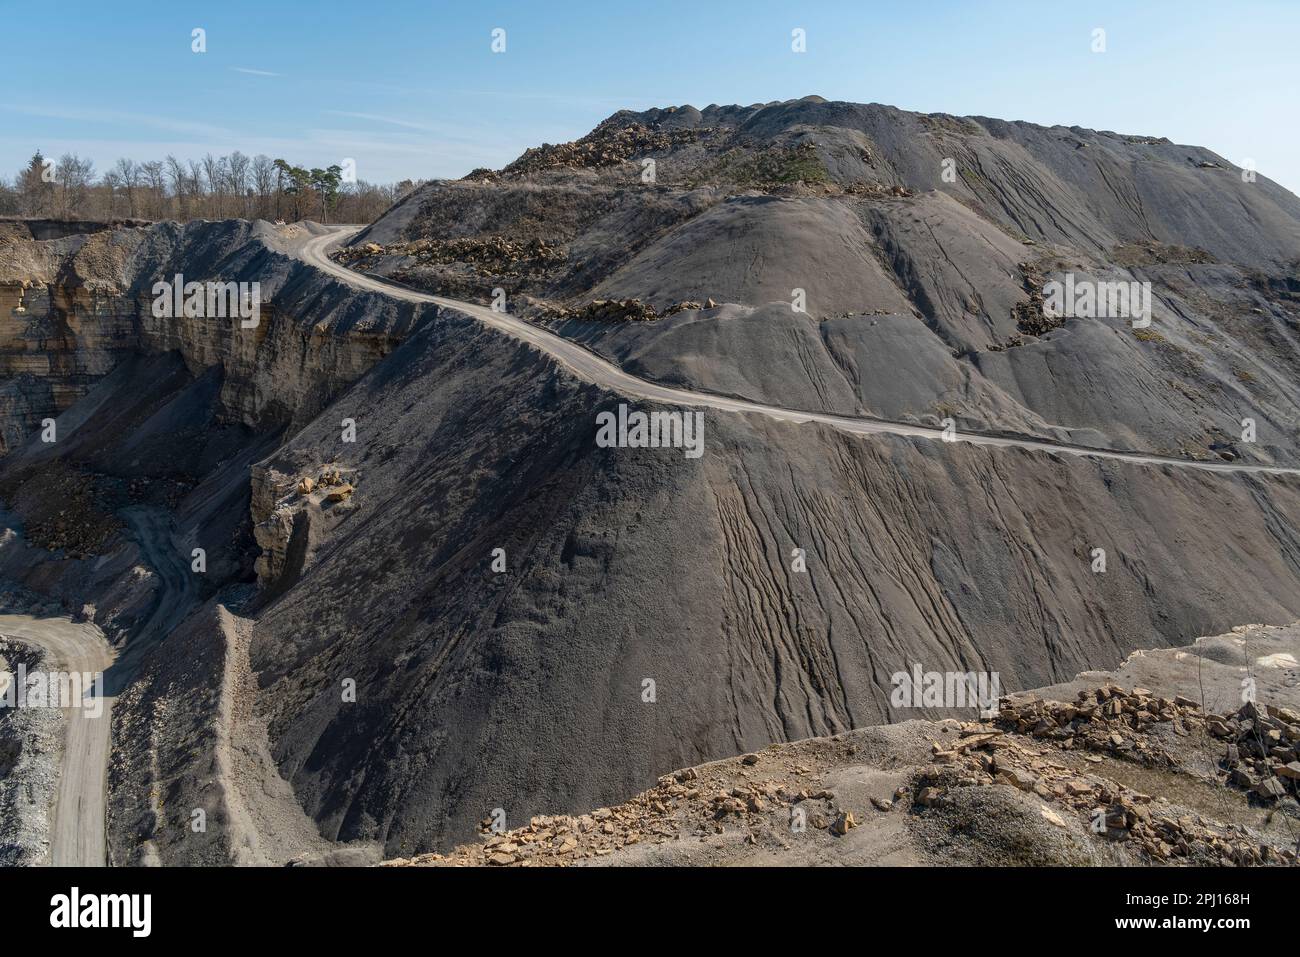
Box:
[7, 0, 1299, 193]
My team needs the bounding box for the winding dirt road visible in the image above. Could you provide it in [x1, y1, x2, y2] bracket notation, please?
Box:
[298, 226, 1300, 479]
[0, 508, 193, 867]
[0, 613, 114, 866]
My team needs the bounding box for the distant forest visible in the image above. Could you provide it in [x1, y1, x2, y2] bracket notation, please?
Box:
[0, 149, 424, 224]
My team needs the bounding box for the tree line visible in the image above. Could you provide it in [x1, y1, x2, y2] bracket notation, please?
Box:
[0, 150, 424, 224]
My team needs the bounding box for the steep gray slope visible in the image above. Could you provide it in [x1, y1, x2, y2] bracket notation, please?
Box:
[550, 304, 1060, 440]
[588, 195, 915, 314]
[680, 97, 1300, 265]
[243, 292, 1300, 855]
[350, 98, 1300, 466]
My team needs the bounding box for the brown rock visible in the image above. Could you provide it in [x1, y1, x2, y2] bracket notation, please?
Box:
[995, 767, 1038, 791]
[829, 811, 857, 836]
[1232, 767, 1259, 789]
[1255, 777, 1286, 800]
[915, 786, 945, 807]
[1040, 807, 1068, 828]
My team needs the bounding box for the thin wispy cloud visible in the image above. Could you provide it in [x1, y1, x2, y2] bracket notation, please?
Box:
[457, 90, 671, 107]
[333, 81, 671, 109]
[0, 103, 236, 140]
[323, 110, 436, 132]
[317, 113, 546, 149]
[231, 67, 282, 77]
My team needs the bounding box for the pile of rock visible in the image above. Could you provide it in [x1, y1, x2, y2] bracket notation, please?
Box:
[541, 297, 718, 324]
[1111, 240, 1216, 267]
[1012, 260, 1062, 336]
[296, 466, 352, 503]
[503, 123, 705, 176]
[382, 749, 867, 867]
[579, 298, 660, 322]
[992, 685, 1200, 764]
[1059, 775, 1284, 865]
[841, 182, 915, 198]
[14, 465, 125, 559]
[913, 687, 1298, 865]
[334, 235, 566, 280]
[1210, 701, 1300, 802]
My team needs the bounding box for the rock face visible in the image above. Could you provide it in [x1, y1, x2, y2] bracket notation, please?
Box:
[250, 462, 358, 592]
[0, 225, 141, 454]
[0, 220, 418, 452]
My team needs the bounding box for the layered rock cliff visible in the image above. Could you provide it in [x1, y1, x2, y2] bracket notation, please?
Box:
[0, 220, 422, 451]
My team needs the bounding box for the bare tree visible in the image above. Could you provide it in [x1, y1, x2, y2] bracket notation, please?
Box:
[252, 154, 275, 220]
[112, 158, 140, 218]
[227, 151, 251, 218]
[187, 159, 207, 217]
[0, 176, 17, 216]
[102, 170, 123, 217]
[201, 153, 228, 217]
[54, 153, 94, 219]
[140, 160, 166, 218]
[165, 154, 189, 219]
